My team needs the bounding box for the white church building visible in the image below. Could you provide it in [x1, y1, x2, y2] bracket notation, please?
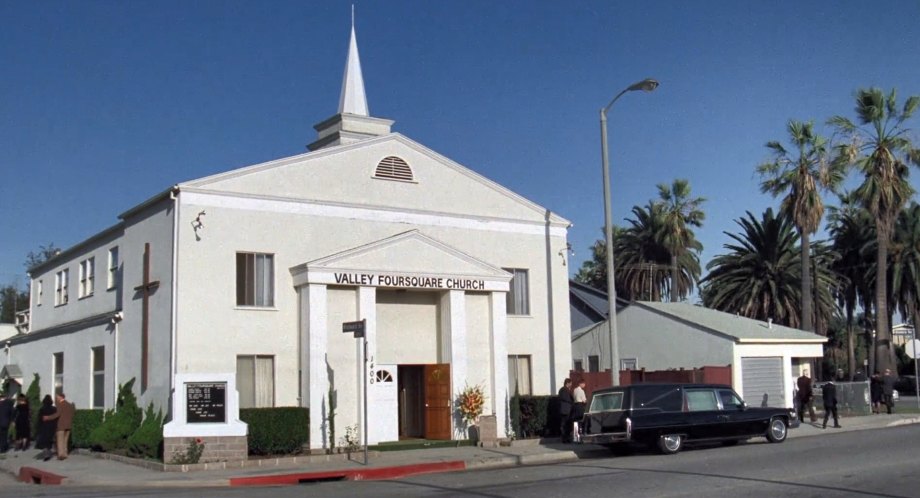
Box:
[7, 25, 572, 450]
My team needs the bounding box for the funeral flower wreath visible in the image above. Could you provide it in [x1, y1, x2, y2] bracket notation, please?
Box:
[457, 383, 487, 425]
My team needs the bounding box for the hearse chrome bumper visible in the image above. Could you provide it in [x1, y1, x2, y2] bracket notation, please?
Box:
[580, 416, 631, 445]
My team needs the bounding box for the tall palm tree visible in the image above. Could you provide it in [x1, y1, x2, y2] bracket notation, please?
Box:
[655, 179, 705, 302]
[757, 120, 844, 332]
[829, 87, 920, 372]
[700, 209, 802, 325]
[891, 203, 920, 362]
[827, 193, 876, 379]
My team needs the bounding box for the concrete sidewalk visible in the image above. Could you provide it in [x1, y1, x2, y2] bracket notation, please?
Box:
[3, 412, 918, 487]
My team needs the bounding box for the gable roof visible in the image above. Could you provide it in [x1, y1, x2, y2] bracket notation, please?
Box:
[567, 279, 629, 333]
[633, 301, 826, 343]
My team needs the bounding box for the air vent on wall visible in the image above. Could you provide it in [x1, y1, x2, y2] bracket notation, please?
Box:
[374, 156, 414, 182]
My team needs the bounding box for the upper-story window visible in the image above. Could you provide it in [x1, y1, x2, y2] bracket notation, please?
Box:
[373, 156, 414, 182]
[36, 280, 43, 306]
[107, 247, 119, 290]
[55, 269, 69, 306]
[503, 268, 530, 315]
[79, 257, 95, 298]
[236, 252, 274, 307]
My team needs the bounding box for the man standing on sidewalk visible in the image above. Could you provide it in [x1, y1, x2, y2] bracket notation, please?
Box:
[882, 369, 897, 414]
[43, 393, 75, 460]
[796, 370, 816, 423]
[822, 381, 841, 429]
[557, 378, 573, 443]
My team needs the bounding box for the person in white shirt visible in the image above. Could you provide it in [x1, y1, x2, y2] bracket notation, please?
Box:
[572, 379, 587, 440]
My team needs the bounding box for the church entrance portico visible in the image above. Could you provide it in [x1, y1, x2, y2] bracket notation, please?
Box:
[290, 230, 512, 450]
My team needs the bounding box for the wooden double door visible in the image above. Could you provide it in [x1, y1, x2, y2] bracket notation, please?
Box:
[398, 364, 451, 440]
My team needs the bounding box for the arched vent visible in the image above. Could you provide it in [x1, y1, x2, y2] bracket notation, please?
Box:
[376, 370, 394, 382]
[374, 156, 414, 182]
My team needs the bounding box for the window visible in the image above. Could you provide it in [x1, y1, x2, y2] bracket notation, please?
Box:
[718, 389, 744, 410]
[92, 346, 105, 409]
[621, 358, 638, 371]
[588, 355, 600, 373]
[589, 392, 624, 412]
[236, 253, 274, 307]
[373, 156, 414, 182]
[53, 352, 64, 396]
[504, 269, 530, 315]
[236, 355, 274, 408]
[79, 257, 95, 298]
[36, 280, 43, 306]
[633, 386, 683, 412]
[55, 269, 69, 306]
[573, 359, 584, 372]
[685, 389, 719, 412]
[107, 247, 119, 290]
[507, 355, 532, 395]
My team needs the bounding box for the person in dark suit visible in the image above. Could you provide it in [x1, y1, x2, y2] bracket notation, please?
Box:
[882, 369, 897, 414]
[35, 395, 57, 461]
[557, 378, 574, 443]
[13, 394, 31, 451]
[796, 370, 816, 423]
[822, 381, 841, 429]
[0, 394, 15, 453]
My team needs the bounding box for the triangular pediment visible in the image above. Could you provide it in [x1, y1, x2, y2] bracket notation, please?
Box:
[290, 230, 511, 291]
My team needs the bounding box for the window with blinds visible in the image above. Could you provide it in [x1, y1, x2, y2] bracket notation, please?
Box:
[374, 156, 414, 182]
[503, 268, 530, 315]
[236, 252, 274, 307]
[508, 355, 532, 396]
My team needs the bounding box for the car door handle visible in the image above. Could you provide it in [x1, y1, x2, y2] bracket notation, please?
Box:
[718, 415, 730, 420]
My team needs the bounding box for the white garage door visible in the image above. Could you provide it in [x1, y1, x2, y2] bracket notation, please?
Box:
[741, 357, 785, 408]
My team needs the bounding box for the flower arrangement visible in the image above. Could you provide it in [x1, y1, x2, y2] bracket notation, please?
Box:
[456, 383, 487, 425]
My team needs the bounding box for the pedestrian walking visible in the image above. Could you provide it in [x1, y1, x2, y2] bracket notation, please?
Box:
[13, 394, 31, 451]
[43, 393, 75, 460]
[870, 372, 883, 414]
[35, 395, 56, 461]
[822, 381, 841, 429]
[557, 378, 574, 443]
[796, 370, 816, 423]
[0, 393, 14, 453]
[881, 369, 897, 414]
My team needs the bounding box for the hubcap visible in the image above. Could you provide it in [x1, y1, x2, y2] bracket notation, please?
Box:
[771, 420, 786, 440]
[663, 435, 680, 451]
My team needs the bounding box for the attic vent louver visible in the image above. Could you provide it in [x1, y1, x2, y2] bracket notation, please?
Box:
[374, 156, 414, 182]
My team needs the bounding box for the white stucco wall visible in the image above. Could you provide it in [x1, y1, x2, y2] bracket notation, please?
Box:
[732, 342, 825, 408]
[376, 290, 440, 365]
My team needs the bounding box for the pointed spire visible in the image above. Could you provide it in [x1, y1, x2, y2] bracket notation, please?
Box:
[337, 9, 369, 116]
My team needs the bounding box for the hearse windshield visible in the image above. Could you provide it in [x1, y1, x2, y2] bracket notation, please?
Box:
[589, 391, 624, 412]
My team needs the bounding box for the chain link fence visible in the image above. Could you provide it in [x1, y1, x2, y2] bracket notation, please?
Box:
[810, 381, 871, 417]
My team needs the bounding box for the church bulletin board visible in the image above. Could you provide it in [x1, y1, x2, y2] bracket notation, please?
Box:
[186, 382, 227, 423]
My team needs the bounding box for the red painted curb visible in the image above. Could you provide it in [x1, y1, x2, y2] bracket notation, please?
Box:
[18, 467, 66, 485]
[229, 460, 467, 486]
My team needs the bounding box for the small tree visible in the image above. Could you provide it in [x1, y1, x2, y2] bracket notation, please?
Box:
[88, 378, 142, 451]
[25, 374, 41, 439]
[127, 404, 164, 460]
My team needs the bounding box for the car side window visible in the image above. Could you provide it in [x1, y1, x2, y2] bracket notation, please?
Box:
[685, 389, 719, 411]
[718, 389, 744, 410]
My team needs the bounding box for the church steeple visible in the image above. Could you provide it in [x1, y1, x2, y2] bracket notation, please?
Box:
[308, 13, 393, 151]
[337, 17, 368, 116]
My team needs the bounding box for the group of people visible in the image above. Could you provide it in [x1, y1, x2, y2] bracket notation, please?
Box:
[796, 370, 841, 429]
[557, 378, 587, 443]
[870, 369, 898, 414]
[0, 392, 75, 462]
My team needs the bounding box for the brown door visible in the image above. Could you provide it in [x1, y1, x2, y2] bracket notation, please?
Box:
[424, 364, 452, 440]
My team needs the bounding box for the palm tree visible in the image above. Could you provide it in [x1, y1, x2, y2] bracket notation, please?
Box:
[827, 193, 876, 379]
[891, 203, 920, 362]
[757, 120, 844, 332]
[829, 87, 920, 372]
[700, 209, 802, 325]
[655, 179, 706, 302]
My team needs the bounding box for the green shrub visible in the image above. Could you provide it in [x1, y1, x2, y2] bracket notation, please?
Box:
[127, 404, 164, 460]
[71, 409, 105, 449]
[510, 387, 522, 438]
[239, 407, 309, 455]
[88, 378, 142, 451]
[25, 374, 40, 439]
[517, 395, 552, 438]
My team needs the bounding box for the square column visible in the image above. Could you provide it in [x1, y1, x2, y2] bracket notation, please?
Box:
[440, 290, 467, 437]
[304, 284, 328, 451]
[490, 292, 508, 438]
[357, 286, 376, 442]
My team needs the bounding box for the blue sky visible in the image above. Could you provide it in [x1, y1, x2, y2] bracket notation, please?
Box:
[2, 1, 920, 296]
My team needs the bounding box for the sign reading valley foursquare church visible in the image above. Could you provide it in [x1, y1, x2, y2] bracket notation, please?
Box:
[334, 272, 487, 291]
[186, 382, 227, 423]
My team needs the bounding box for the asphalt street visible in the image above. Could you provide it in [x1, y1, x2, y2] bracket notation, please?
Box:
[2, 424, 919, 498]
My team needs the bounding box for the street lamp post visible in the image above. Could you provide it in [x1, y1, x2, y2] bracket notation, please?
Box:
[600, 78, 659, 387]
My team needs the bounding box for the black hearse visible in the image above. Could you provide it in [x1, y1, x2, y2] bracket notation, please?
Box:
[580, 383, 798, 454]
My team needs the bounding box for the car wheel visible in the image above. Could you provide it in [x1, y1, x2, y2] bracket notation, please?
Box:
[766, 418, 787, 443]
[657, 434, 683, 454]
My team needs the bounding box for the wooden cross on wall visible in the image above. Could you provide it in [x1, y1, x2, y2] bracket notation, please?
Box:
[134, 243, 160, 392]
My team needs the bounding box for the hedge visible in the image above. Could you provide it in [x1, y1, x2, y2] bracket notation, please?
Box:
[240, 407, 309, 455]
[88, 379, 142, 451]
[71, 409, 105, 449]
[511, 395, 555, 438]
[127, 404, 164, 460]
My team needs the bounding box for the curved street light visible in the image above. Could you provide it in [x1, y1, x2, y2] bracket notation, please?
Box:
[600, 78, 659, 386]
